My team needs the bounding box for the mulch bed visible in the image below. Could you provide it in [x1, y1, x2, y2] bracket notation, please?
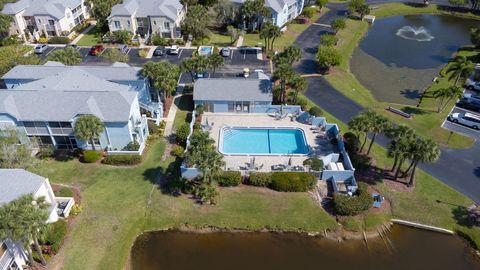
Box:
[51, 184, 82, 204]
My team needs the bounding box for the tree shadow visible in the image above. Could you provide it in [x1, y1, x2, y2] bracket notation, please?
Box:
[452, 206, 475, 228]
[142, 157, 184, 197]
[400, 89, 421, 100]
[400, 106, 428, 115]
[53, 150, 74, 162]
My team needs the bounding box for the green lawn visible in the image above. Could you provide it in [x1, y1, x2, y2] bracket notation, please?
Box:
[299, 94, 480, 248]
[205, 32, 235, 47]
[172, 94, 194, 132]
[371, 3, 480, 19]
[243, 7, 329, 50]
[323, 17, 474, 148]
[76, 26, 103, 46]
[35, 140, 337, 270]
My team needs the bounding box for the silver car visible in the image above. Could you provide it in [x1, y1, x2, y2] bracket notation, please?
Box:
[34, 44, 48, 54]
[117, 44, 129, 54]
[449, 112, 480, 130]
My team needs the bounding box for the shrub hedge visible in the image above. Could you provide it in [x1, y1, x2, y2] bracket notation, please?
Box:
[216, 171, 242, 187]
[309, 106, 323, 117]
[269, 172, 316, 192]
[248, 172, 272, 187]
[176, 123, 190, 143]
[48, 36, 70, 44]
[333, 182, 373, 216]
[102, 154, 141, 165]
[83, 150, 101, 163]
[42, 220, 68, 253]
[170, 145, 185, 158]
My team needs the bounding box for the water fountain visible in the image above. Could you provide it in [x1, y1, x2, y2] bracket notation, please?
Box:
[395, 26, 435, 42]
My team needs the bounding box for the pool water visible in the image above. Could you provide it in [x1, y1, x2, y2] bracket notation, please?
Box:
[221, 128, 309, 155]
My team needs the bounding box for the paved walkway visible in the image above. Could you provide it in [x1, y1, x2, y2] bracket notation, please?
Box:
[163, 94, 181, 137]
[71, 21, 96, 45]
[295, 1, 480, 203]
[236, 35, 244, 47]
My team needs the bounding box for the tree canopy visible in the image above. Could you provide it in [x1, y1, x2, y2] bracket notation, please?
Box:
[181, 5, 210, 41]
[47, 47, 82, 65]
[142, 61, 181, 97]
[74, 115, 104, 150]
[316, 45, 341, 71]
[101, 48, 129, 63]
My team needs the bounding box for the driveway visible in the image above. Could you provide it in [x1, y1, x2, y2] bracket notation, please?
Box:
[299, 2, 480, 203]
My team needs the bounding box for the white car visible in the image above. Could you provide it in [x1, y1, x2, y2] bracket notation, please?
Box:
[463, 92, 480, 103]
[34, 44, 48, 54]
[449, 112, 480, 130]
[168, 45, 180, 55]
[466, 78, 480, 91]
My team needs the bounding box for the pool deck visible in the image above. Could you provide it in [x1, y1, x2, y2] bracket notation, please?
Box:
[202, 113, 339, 172]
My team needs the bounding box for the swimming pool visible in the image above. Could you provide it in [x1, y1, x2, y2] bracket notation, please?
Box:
[220, 127, 309, 155]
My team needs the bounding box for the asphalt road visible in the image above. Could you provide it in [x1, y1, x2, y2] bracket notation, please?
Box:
[299, 1, 480, 203]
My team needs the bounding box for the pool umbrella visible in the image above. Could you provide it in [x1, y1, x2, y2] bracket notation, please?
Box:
[251, 157, 256, 170]
[287, 157, 292, 170]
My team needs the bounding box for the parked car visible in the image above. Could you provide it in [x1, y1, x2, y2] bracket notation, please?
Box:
[448, 111, 480, 129]
[34, 44, 48, 54]
[463, 92, 480, 103]
[153, 46, 165, 56]
[88, 45, 104, 56]
[465, 78, 480, 91]
[457, 99, 480, 112]
[195, 71, 209, 79]
[220, 47, 230, 57]
[168, 45, 180, 55]
[117, 44, 129, 54]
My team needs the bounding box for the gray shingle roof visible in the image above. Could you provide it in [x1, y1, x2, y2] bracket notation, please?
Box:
[2, 0, 82, 19]
[193, 73, 272, 102]
[0, 169, 46, 205]
[2, 62, 143, 81]
[109, 0, 182, 21]
[0, 89, 137, 122]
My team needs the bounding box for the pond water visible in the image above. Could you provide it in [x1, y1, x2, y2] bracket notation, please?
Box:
[350, 15, 480, 105]
[130, 225, 480, 270]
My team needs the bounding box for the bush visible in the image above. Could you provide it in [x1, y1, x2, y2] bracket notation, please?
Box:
[70, 204, 82, 216]
[171, 145, 185, 157]
[302, 7, 317, 19]
[151, 35, 170, 46]
[331, 18, 347, 33]
[54, 187, 74, 197]
[350, 153, 371, 171]
[148, 120, 159, 134]
[1, 36, 20, 46]
[269, 172, 316, 192]
[195, 104, 204, 115]
[125, 141, 140, 151]
[102, 154, 141, 165]
[42, 220, 68, 253]
[38, 37, 49, 44]
[48, 36, 70, 44]
[320, 34, 338, 46]
[37, 145, 55, 159]
[159, 120, 167, 129]
[112, 30, 133, 44]
[296, 95, 308, 110]
[333, 183, 372, 216]
[138, 48, 149, 58]
[83, 150, 101, 163]
[216, 171, 242, 187]
[303, 157, 324, 171]
[248, 172, 272, 187]
[309, 106, 323, 117]
[176, 123, 191, 143]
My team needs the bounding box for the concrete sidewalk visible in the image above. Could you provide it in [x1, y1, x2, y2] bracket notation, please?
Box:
[163, 94, 181, 137]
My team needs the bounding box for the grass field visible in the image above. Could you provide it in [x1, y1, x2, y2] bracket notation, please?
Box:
[323, 17, 475, 148]
[76, 26, 103, 46]
[172, 94, 194, 132]
[34, 141, 338, 270]
[371, 3, 480, 19]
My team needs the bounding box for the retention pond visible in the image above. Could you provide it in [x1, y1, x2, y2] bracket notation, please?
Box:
[130, 225, 480, 270]
[351, 15, 479, 105]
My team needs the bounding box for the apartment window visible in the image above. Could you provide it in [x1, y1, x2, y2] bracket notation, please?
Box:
[54, 136, 78, 149]
[164, 22, 170, 30]
[48, 122, 73, 135]
[38, 18, 41, 23]
[127, 20, 131, 26]
[153, 21, 156, 25]
[114, 21, 121, 29]
[24, 121, 49, 135]
[30, 135, 53, 145]
[48, 20, 55, 26]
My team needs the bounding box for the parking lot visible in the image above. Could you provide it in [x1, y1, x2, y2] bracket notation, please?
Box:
[442, 89, 480, 139]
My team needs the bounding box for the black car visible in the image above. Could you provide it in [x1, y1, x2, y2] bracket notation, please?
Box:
[153, 46, 165, 56]
[457, 99, 480, 112]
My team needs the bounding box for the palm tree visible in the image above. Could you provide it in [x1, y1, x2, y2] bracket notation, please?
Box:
[0, 194, 49, 266]
[273, 64, 296, 103]
[260, 22, 282, 51]
[142, 61, 181, 98]
[431, 86, 463, 113]
[406, 138, 440, 187]
[268, 25, 282, 51]
[74, 114, 104, 150]
[208, 53, 224, 77]
[348, 114, 371, 152]
[385, 125, 415, 172]
[180, 58, 197, 82]
[47, 47, 82, 65]
[289, 75, 307, 104]
[273, 45, 302, 67]
[447, 56, 473, 86]
[392, 135, 416, 181]
[365, 111, 391, 155]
